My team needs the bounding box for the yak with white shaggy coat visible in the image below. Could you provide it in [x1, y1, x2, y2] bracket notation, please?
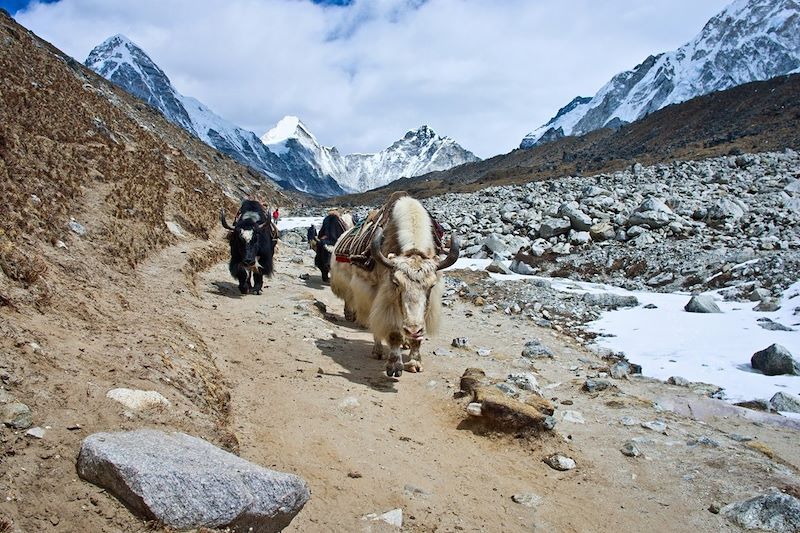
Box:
[330, 196, 459, 377]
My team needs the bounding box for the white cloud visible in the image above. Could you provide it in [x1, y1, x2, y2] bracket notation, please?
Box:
[16, 0, 731, 158]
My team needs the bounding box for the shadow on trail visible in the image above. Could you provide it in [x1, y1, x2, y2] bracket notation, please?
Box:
[208, 281, 244, 299]
[302, 275, 328, 290]
[315, 336, 400, 393]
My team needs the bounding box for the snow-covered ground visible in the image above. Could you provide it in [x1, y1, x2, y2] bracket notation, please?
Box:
[278, 217, 323, 232]
[446, 258, 800, 405]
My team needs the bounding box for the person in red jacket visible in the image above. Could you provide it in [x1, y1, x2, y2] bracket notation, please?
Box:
[272, 207, 280, 223]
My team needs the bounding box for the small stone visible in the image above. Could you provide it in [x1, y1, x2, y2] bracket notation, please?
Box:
[687, 436, 720, 447]
[609, 362, 630, 379]
[521, 339, 553, 359]
[106, 389, 171, 411]
[1, 402, 33, 429]
[476, 348, 492, 357]
[26, 426, 46, 439]
[338, 396, 360, 410]
[620, 441, 641, 457]
[543, 454, 576, 471]
[667, 376, 690, 387]
[466, 403, 483, 417]
[68, 219, 87, 235]
[495, 383, 518, 397]
[643, 303, 658, 309]
[753, 299, 781, 312]
[67, 424, 83, 431]
[542, 416, 556, 430]
[363, 508, 403, 528]
[511, 493, 542, 507]
[641, 420, 667, 433]
[474, 296, 485, 306]
[582, 379, 611, 393]
[620, 416, 638, 426]
[451, 337, 469, 349]
[561, 410, 585, 424]
[432, 348, 453, 357]
[348, 471, 362, 479]
[684, 295, 722, 313]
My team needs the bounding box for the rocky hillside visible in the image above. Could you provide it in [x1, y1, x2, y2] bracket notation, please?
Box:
[333, 73, 800, 205]
[521, 0, 800, 147]
[424, 149, 800, 300]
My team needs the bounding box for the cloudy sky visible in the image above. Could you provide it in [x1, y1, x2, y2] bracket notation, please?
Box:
[8, 0, 731, 158]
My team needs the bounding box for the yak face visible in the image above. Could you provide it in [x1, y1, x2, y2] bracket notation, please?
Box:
[237, 225, 262, 269]
[387, 254, 440, 341]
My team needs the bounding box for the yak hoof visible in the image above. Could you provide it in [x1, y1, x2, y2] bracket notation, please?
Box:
[239, 287, 249, 295]
[344, 309, 356, 322]
[253, 289, 262, 295]
[404, 360, 422, 373]
[386, 359, 404, 377]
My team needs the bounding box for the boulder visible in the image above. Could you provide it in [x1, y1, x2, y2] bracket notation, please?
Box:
[751, 344, 799, 376]
[1, 402, 33, 429]
[581, 292, 638, 309]
[77, 429, 310, 531]
[684, 295, 721, 313]
[769, 392, 800, 413]
[721, 488, 800, 532]
[589, 221, 615, 241]
[521, 339, 553, 359]
[485, 260, 513, 275]
[106, 388, 171, 411]
[558, 202, 592, 231]
[706, 198, 746, 227]
[538, 218, 571, 239]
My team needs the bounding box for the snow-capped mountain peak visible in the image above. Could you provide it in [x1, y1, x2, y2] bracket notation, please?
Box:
[520, 0, 800, 148]
[86, 37, 345, 196]
[86, 36, 477, 196]
[261, 115, 313, 144]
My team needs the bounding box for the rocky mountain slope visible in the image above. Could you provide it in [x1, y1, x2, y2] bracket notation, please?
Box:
[87, 37, 477, 196]
[424, 149, 800, 298]
[85, 35, 344, 197]
[521, 0, 800, 148]
[333, 73, 800, 205]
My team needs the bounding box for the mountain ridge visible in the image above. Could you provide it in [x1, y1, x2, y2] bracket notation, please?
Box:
[521, 0, 800, 148]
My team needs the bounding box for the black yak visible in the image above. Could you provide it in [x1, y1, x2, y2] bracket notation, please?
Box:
[220, 200, 275, 295]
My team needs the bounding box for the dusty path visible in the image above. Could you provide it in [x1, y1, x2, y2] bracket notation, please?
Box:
[176, 239, 799, 532]
[4, 233, 797, 532]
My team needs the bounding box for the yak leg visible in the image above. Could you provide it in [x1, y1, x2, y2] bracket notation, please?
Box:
[404, 339, 423, 373]
[236, 267, 250, 294]
[252, 270, 263, 295]
[344, 301, 356, 322]
[371, 334, 384, 359]
[386, 332, 404, 378]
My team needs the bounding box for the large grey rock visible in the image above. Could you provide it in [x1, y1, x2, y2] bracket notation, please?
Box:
[539, 217, 571, 238]
[721, 488, 800, 532]
[769, 392, 800, 413]
[589, 221, 615, 241]
[706, 198, 746, 227]
[581, 292, 638, 309]
[77, 429, 309, 531]
[558, 201, 592, 231]
[1, 402, 32, 429]
[628, 198, 672, 228]
[521, 339, 554, 359]
[482, 233, 509, 258]
[684, 295, 721, 313]
[751, 344, 800, 376]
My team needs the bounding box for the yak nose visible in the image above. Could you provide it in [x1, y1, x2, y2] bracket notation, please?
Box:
[403, 326, 425, 340]
[243, 258, 256, 266]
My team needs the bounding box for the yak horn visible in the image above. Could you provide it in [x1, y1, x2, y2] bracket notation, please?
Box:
[220, 209, 235, 230]
[371, 228, 395, 268]
[436, 232, 460, 271]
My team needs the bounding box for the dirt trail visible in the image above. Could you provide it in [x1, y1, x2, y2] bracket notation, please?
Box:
[3, 233, 798, 532]
[177, 238, 799, 532]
